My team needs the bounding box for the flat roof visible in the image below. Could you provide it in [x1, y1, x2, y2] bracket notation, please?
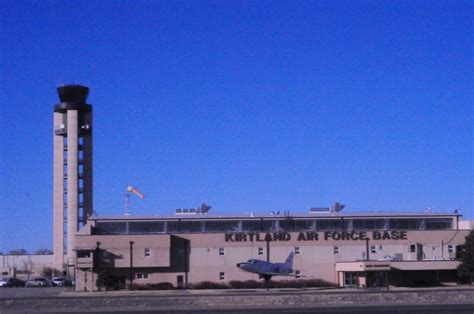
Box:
[391, 260, 461, 271]
[90, 211, 460, 222]
[335, 260, 460, 271]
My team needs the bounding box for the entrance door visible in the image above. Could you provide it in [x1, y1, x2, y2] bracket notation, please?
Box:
[366, 271, 388, 288]
[177, 275, 184, 289]
[417, 244, 424, 260]
[344, 272, 358, 287]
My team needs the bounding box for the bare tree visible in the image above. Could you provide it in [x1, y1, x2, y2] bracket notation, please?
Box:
[457, 230, 474, 284]
[22, 259, 34, 282]
[35, 249, 53, 255]
[41, 266, 54, 280]
[9, 249, 28, 255]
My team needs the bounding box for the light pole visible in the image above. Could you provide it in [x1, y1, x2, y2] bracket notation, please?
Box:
[129, 241, 134, 288]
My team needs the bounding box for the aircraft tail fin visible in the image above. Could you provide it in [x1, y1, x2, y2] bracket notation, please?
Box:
[285, 252, 295, 267]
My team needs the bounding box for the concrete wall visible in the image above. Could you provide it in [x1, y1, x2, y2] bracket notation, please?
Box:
[73, 228, 470, 290]
[459, 220, 474, 230]
[0, 255, 54, 279]
[53, 112, 65, 271]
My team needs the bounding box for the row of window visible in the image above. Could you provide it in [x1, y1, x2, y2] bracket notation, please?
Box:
[222, 245, 454, 256]
[135, 271, 303, 281]
[140, 244, 455, 258]
[408, 244, 455, 253]
[135, 244, 456, 283]
[94, 218, 454, 235]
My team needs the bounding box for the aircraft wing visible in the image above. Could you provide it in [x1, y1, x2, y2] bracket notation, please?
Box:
[260, 272, 295, 277]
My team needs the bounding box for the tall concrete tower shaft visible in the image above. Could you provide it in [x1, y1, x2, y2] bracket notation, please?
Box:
[53, 85, 93, 272]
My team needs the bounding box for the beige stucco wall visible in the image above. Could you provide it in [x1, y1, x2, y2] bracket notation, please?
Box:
[75, 234, 171, 268]
[73, 228, 470, 290]
[53, 112, 65, 271]
[459, 220, 473, 230]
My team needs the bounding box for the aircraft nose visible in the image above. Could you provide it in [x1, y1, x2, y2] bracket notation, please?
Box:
[236, 263, 242, 268]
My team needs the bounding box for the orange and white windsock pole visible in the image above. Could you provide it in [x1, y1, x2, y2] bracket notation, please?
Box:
[127, 185, 145, 199]
[125, 185, 145, 215]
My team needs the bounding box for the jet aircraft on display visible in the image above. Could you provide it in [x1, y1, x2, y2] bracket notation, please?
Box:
[236, 252, 295, 287]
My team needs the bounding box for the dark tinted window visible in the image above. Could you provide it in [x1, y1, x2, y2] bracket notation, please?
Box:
[389, 219, 422, 230]
[353, 219, 386, 230]
[241, 220, 258, 232]
[96, 222, 127, 234]
[205, 220, 239, 232]
[316, 219, 342, 231]
[179, 221, 202, 232]
[425, 218, 452, 230]
[129, 221, 165, 234]
[279, 219, 314, 232]
[165, 220, 202, 232]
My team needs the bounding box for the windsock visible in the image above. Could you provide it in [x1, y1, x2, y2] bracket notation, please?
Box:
[127, 185, 145, 199]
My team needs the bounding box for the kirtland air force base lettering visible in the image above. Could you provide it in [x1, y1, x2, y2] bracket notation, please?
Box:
[225, 230, 408, 242]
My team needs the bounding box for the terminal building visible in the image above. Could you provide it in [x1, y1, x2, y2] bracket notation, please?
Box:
[72, 206, 472, 291]
[51, 85, 472, 291]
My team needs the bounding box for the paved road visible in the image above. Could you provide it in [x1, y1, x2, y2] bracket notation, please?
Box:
[47, 303, 474, 314]
[1, 287, 474, 313]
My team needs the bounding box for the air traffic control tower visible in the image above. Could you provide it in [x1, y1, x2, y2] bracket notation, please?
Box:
[53, 85, 93, 273]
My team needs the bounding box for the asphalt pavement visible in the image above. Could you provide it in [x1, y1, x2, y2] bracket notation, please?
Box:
[0, 286, 70, 299]
[22, 303, 474, 314]
[1, 286, 474, 313]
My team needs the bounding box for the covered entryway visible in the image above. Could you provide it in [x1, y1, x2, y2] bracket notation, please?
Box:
[336, 261, 391, 288]
[389, 260, 460, 287]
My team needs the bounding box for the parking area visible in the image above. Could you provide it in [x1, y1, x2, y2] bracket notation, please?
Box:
[0, 286, 72, 299]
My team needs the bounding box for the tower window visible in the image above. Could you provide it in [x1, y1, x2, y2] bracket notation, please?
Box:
[144, 248, 151, 257]
[448, 245, 454, 253]
[370, 245, 376, 254]
[219, 247, 225, 256]
[295, 247, 301, 255]
[409, 244, 416, 253]
[334, 246, 340, 254]
[219, 272, 225, 280]
[258, 247, 264, 255]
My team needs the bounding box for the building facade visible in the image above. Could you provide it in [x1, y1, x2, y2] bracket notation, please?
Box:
[73, 211, 471, 291]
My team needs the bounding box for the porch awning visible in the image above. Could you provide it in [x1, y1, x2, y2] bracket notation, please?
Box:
[335, 261, 391, 272]
[390, 260, 460, 271]
[73, 246, 97, 251]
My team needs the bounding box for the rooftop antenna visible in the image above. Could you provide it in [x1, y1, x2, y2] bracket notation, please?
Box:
[125, 185, 145, 216]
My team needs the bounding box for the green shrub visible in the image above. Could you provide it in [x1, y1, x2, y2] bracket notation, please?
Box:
[149, 282, 174, 290]
[267, 278, 336, 289]
[96, 271, 125, 290]
[129, 278, 336, 291]
[189, 281, 228, 289]
[128, 282, 175, 290]
[228, 280, 262, 289]
[128, 283, 147, 290]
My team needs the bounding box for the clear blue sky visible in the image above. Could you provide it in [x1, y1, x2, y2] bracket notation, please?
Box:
[0, 1, 472, 252]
